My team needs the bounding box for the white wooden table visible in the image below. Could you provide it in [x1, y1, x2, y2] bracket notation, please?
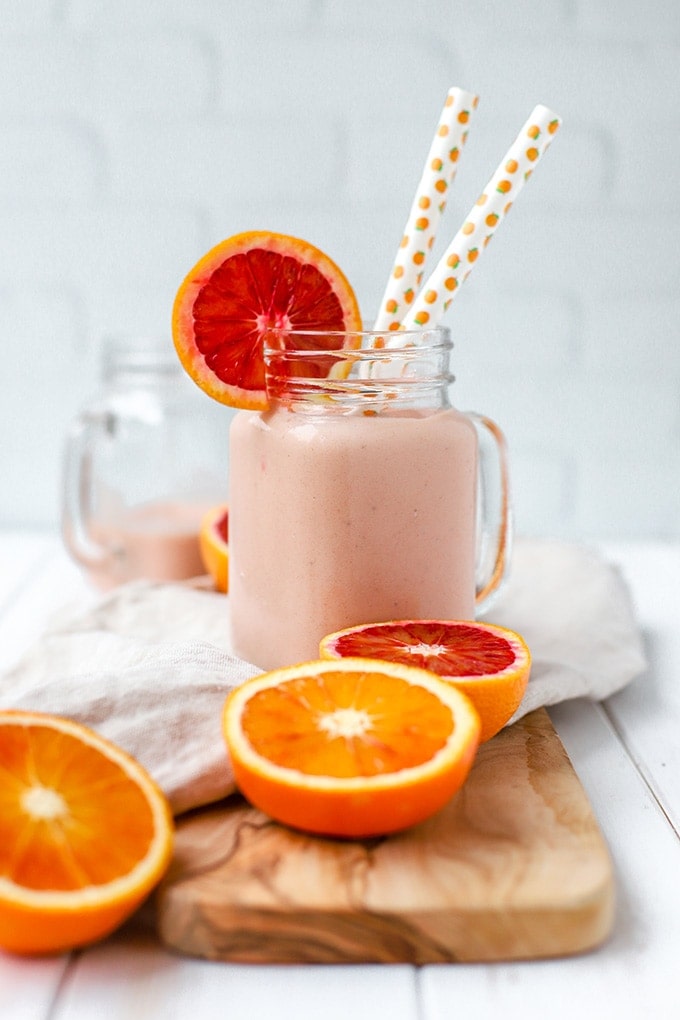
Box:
[1, 533, 679, 1020]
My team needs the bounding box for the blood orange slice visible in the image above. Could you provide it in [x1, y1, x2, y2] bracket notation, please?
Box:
[172, 231, 362, 409]
[199, 504, 229, 593]
[222, 658, 481, 838]
[320, 620, 531, 743]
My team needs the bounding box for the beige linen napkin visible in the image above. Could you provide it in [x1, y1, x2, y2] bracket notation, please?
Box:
[0, 539, 646, 815]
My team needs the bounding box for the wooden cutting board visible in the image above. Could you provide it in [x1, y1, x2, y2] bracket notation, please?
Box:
[155, 708, 614, 963]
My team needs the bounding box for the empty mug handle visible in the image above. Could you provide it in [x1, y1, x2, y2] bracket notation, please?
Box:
[61, 410, 117, 574]
[468, 413, 512, 614]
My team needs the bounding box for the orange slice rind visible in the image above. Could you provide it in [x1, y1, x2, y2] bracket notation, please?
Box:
[199, 504, 229, 593]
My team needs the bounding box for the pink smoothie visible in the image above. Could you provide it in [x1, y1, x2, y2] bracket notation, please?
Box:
[87, 500, 209, 589]
[229, 406, 478, 670]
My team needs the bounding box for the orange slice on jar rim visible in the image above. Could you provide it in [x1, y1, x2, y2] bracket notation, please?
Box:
[172, 231, 362, 409]
[320, 620, 531, 743]
[222, 657, 481, 839]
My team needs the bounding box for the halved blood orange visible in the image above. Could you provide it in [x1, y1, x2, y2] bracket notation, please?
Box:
[0, 710, 173, 955]
[222, 657, 481, 838]
[172, 231, 362, 409]
[320, 620, 531, 743]
[199, 504, 229, 593]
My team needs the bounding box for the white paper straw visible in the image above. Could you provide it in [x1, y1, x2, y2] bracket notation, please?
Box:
[400, 104, 562, 330]
[373, 86, 479, 332]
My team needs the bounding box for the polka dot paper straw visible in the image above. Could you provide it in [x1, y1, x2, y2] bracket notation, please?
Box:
[400, 104, 562, 331]
[373, 86, 480, 332]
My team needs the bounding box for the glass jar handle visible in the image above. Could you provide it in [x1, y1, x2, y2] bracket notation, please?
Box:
[61, 411, 115, 573]
[468, 412, 512, 614]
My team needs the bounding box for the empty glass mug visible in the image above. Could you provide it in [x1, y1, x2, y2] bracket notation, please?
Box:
[62, 334, 228, 588]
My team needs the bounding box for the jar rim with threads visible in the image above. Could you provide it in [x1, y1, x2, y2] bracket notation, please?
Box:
[262, 325, 455, 414]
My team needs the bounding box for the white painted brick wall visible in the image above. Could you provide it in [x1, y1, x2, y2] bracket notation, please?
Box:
[1, 0, 678, 542]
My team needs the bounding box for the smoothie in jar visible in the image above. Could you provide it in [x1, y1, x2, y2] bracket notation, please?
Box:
[229, 403, 478, 670]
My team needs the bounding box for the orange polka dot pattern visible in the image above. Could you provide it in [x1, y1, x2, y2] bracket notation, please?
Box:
[373, 86, 479, 331]
[401, 104, 561, 331]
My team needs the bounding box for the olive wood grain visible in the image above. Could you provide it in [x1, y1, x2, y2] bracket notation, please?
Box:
[156, 708, 614, 963]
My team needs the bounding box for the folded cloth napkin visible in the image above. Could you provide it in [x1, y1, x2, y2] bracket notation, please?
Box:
[0, 538, 646, 816]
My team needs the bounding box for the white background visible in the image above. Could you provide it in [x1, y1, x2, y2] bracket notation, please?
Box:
[2, 0, 679, 540]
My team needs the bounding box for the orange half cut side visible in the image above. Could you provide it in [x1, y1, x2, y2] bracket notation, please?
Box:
[0, 710, 174, 955]
[222, 657, 481, 838]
